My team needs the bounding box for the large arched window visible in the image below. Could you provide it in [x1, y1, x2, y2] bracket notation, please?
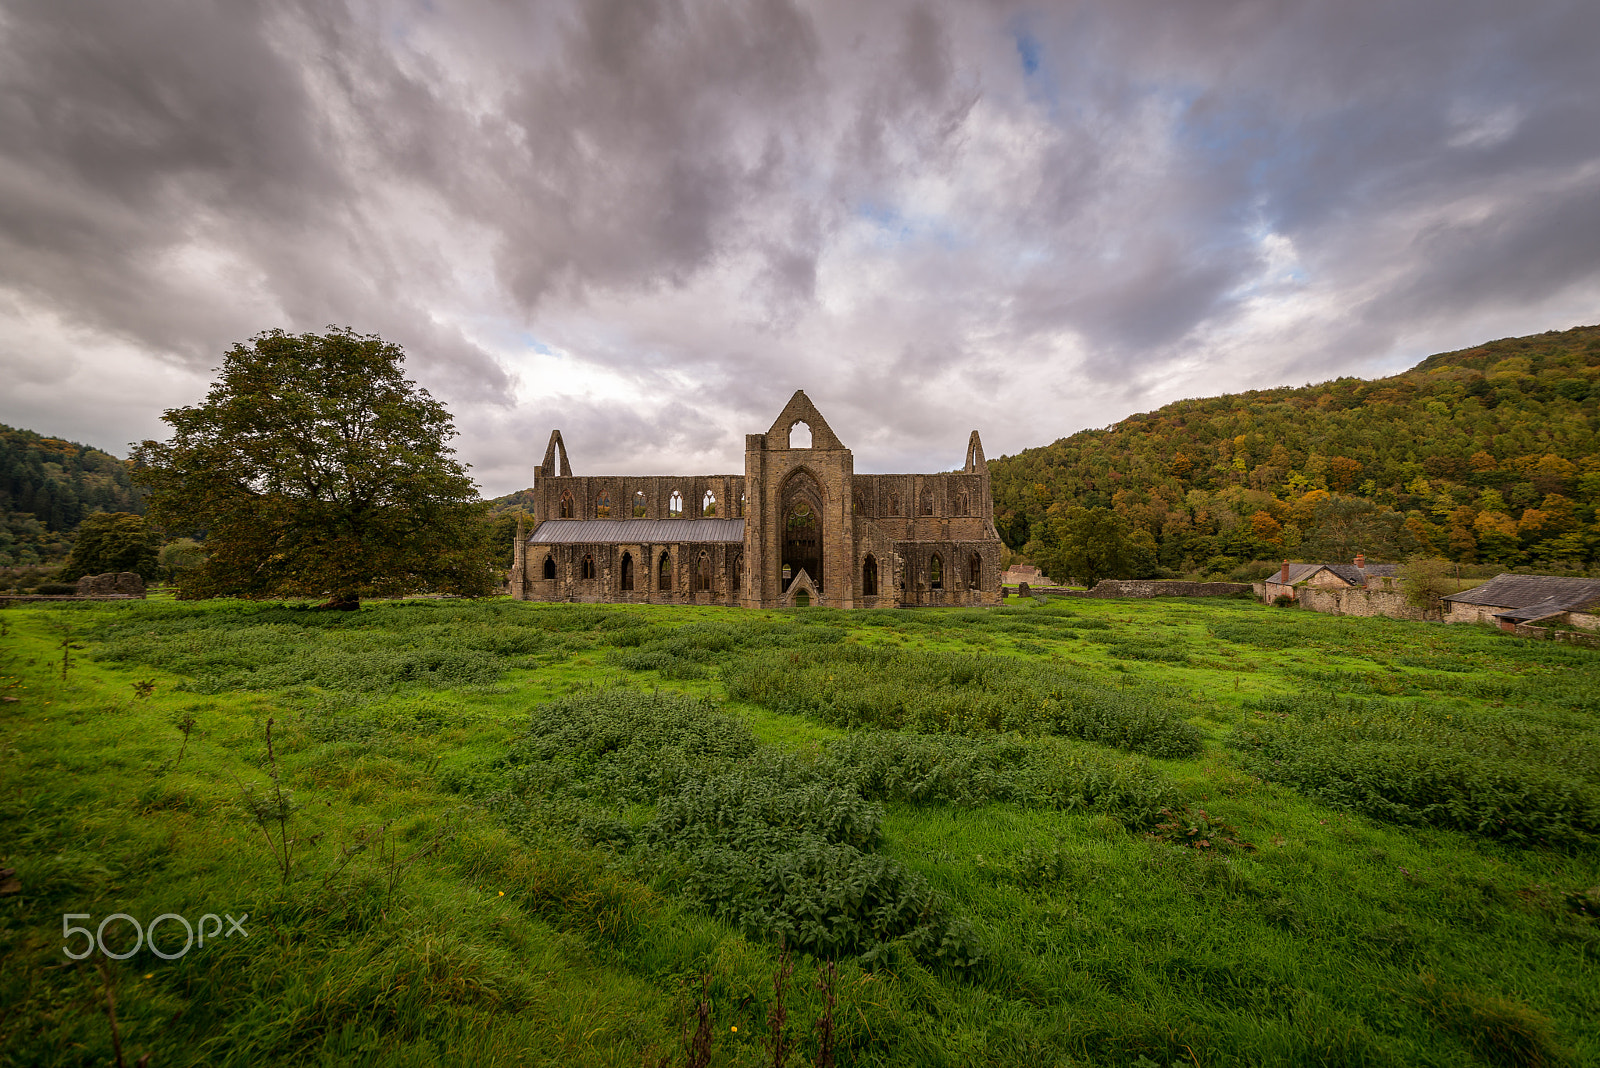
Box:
[969, 552, 982, 590]
[781, 469, 824, 591]
[542, 554, 555, 580]
[580, 554, 595, 580]
[658, 551, 672, 591]
[929, 553, 944, 590]
[695, 552, 711, 591]
[702, 490, 716, 517]
[633, 490, 647, 518]
[732, 553, 743, 593]
[559, 490, 574, 519]
[788, 421, 812, 448]
[596, 492, 611, 518]
[669, 490, 684, 517]
[620, 552, 634, 591]
[862, 554, 878, 596]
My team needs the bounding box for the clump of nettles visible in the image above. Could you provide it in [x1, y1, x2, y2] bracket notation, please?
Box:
[482, 687, 984, 969]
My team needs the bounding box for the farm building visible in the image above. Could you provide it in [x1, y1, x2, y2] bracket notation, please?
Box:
[1440, 575, 1600, 630]
[1261, 555, 1398, 602]
[510, 391, 1005, 609]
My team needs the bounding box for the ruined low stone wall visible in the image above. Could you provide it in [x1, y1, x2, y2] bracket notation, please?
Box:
[1082, 580, 1253, 599]
[1293, 585, 1427, 622]
[1513, 623, 1600, 649]
[76, 572, 146, 597]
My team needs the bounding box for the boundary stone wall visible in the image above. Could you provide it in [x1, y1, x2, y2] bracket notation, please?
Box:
[1513, 623, 1600, 649]
[1292, 585, 1427, 621]
[1078, 580, 1252, 599]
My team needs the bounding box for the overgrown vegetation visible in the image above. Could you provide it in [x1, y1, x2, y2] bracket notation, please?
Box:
[2, 594, 1598, 1066]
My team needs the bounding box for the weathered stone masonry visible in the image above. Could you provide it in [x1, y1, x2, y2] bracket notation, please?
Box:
[511, 391, 1005, 608]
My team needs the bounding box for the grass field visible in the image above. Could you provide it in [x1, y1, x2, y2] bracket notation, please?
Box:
[1, 594, 1597, 1067]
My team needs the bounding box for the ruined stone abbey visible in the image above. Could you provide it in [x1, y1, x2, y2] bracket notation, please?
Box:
[510, 391, 1003, 608]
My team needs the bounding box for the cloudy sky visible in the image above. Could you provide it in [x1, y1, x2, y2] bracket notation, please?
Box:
[2, 0, 1598, 495]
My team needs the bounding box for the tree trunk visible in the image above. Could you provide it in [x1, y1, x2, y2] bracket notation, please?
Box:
[319, 591, 360, 610]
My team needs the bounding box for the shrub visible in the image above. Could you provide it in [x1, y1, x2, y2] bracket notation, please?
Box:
[723, 647, 1202, 758]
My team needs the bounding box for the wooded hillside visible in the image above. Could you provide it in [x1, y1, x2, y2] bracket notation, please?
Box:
[0, 424, 144, 566]
[990, 324, 1600, 575]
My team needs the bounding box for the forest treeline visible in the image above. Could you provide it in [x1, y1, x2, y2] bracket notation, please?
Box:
[0, 424, 144, 567]
[990, 324, 1600, 580]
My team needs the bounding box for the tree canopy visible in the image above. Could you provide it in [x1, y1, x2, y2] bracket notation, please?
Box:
[59, 511, 159, 581]
[132, 328, 494, 606]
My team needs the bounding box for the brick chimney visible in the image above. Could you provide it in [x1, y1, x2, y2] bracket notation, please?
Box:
[1280, 560, 1290, 584]
[1354, 553, 1366, 569]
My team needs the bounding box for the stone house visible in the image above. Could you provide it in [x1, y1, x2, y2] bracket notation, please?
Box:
[1261, 555, 1398, 602]
[510, 391, 1005, 608]
[1440, 575, 1600, 630]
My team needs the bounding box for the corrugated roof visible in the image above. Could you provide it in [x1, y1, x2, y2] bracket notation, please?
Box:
[1443, 574, 1600, 611]
[527, 518, 746, 545]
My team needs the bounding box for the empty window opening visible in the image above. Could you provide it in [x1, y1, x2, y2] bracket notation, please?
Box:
[921, 489, 934, 516]
[957, 491, 969, 516]
[737, 492, 745, 518]
[542, 554, 555, 580]
[732, 554, 742, 593]
[702, 490, 716, 516]
[669, 490, 684, 517]
[596, 492, 611, 518]
[559, 490, 574, 519]
[658, 551, 672, 591]
[969, 552, 981, 590]
[620, 552, 634, 591]
[580, 554, 595, 580]
[633, 490, 647, 518]
[930, 554, 944, 590]
[863, 554, 878, 596]
[695, 552, 711, 591]
[788, 421, 812, 449]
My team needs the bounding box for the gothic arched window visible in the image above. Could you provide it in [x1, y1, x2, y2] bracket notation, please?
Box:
[620, 552, 634, 591]
[596, 492, 611, 518]
[580, 554, 595, 580]
[658, 551, 672, 590]
[696, 552, 711, 591]
[702, 490, 716, 517]
[863, 554, 878, 596]
[542, 554, 555, 580]
[559, 490, 574, 519]
[969, 552, 982, 590]
[929, 554, 944, 590]
[633, 490, 647, 518]
[669, 490, 684, 517]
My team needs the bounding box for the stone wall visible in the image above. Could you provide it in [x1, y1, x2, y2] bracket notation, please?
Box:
[1512, 622, 1600, 649]
[1293, 585, 1427, 621]
[1080, 580, 1252, 599]
[75, 572, 146, 597]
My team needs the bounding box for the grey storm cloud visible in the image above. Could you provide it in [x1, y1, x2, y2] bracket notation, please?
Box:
[1, 0, 1597, 495]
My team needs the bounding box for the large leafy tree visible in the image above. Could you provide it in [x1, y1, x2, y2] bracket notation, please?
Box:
[132, 328, 494, 606]
[1027, 506, 1157, 587]
[60, 511, 159, 581]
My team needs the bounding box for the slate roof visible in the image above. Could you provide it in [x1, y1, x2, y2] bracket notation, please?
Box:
[1442, 574, 1600, 612]
[1266, 562, 1398, 587]
[526, 518, 746, 545]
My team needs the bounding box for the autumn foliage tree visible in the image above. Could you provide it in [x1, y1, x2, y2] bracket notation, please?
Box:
[132, 328, 494, 607]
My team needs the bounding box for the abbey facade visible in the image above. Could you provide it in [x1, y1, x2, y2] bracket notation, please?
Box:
[510, 391, 1004, 608]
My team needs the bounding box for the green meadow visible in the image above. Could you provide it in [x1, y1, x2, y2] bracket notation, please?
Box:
[1, 594, 1597, 1067]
